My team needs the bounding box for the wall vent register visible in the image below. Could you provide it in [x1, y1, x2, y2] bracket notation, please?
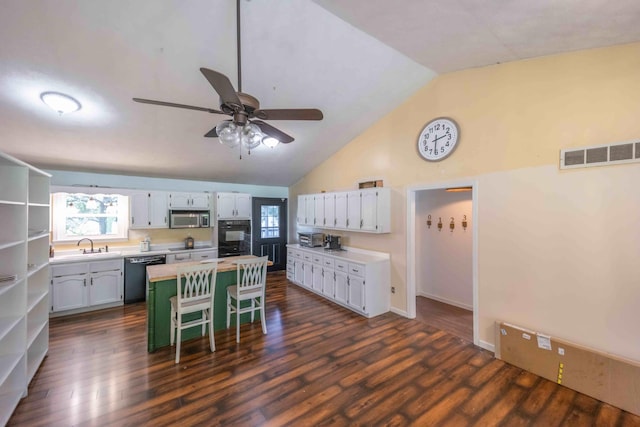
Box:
[560, 141, 640, 169]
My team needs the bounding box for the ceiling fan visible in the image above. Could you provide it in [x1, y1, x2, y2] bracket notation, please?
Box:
[133, 0, 323, 152]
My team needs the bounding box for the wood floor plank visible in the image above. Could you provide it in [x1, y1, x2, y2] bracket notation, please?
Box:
[8, 271, 640, 426]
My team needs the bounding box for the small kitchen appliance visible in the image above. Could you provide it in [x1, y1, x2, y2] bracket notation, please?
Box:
[298, 232, 324, 248]
[325, 235, 342, 250]
[169, 210, 210, 229]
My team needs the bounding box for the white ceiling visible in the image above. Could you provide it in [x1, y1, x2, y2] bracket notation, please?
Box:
[1, 0, 639, 187]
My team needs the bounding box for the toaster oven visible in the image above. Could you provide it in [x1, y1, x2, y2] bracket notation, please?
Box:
[298, 232, 324, 247]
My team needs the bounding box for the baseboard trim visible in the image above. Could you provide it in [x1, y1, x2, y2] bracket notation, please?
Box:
[417, 292, 473, 311]
[478, 340, 495, 354]
[390, 306, 410, 318]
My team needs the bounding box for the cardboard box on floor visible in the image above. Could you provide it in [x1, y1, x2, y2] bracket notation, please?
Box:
[495, 321, 640, 416]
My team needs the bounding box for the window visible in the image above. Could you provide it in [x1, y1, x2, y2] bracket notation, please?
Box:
[52, 192, 129, 242]
[260, 205, 280, 238]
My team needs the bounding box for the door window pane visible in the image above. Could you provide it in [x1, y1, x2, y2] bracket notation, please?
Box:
[261, 205, 280, 238]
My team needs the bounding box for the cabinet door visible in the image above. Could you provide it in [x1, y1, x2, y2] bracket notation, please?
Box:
[169, 192, 192, 209]
[334, 192, 348, 229]
[312, 264, 323, 292]
[347, 276, 366, 313]
[347, 191, 361, 230]
[89, 270, 121, 306]
[313, 194, 324, 227]
[303, 261, 313, 289]
[334, 271, 348, 304]
[360, 190, 378, 232]
[305, 195, 315, 226]
[148, 191, 168, 228]
[190, 193, 210, 209]
[130, 192, 150, 229]
[322, 268, 334, 297]
[217, 193, 236, 219]
[234, 193, 252, 218]
[294, 259, 304, 285]
[52, 275, 87, 311]
[297, 195, 306, 225]
[322, 193, 335, 228]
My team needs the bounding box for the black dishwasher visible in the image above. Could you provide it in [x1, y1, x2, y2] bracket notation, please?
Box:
[124, 255, 166, 303]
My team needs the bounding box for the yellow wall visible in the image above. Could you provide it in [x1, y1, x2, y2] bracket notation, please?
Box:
[290, 42, 640, 360]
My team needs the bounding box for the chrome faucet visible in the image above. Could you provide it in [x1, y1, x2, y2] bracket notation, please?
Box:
[77, 238, 95, 254]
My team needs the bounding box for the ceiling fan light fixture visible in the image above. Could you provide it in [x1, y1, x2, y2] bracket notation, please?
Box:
[40, 91, 81, 115]
[262, 137, 279, 148]
[217, 121, 240, 148]
[241, 123, 263, 150]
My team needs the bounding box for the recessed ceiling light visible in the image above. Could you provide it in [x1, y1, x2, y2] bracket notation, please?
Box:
[40, 91, 82, 115]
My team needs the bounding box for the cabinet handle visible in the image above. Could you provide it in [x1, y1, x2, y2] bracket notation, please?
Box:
[91, 277, 94, 286]
[84, 278, 87, 287]
[131, 217, 134, 224]
[360, 219, 363, 228]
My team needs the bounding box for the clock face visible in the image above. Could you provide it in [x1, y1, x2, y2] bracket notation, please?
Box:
[417, 117, 459, 161]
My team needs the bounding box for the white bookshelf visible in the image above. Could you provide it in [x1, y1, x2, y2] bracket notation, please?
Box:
[0, 151, 50, 425]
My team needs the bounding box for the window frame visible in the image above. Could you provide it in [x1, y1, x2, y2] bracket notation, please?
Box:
[51, 192, 130, 243]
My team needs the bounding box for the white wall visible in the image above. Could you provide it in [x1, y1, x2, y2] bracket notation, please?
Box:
[416, 190, 473, 309]
[477, 163, 640, 360]
[46, 169, 288, 198]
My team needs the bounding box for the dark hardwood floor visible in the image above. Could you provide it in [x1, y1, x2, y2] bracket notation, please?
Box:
[415, 296, 473, 342]
[9, 271, 640, 426]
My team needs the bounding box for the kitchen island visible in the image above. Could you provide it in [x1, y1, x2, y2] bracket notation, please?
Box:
[146, 255, 268, 352]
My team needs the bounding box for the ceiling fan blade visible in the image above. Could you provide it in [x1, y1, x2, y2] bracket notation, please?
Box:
[132, 98, 225, 114]
[253, 108, 323, 121]
[200, 68, 242, 110]
[252, 120, 295, 143]
[204, 126, 218, 138]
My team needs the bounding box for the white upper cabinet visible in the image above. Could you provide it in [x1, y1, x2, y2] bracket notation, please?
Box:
[297, 188, 390, 234]
[168, 192, 210, 210]
[297, 194, 316, 226]
[216, 192, 251, 219]
[323, 193, 335, 229]
[346, 191, 361, 230]
[314, 195, 325, 227]
[130, 191, 168, 229]
[334, 192, 348, 229]
[296, 195, 307, 225]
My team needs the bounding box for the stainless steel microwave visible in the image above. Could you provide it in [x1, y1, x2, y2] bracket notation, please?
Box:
[169, 211, 210, 229]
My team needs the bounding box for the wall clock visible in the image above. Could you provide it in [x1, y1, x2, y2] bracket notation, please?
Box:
[417, 117, 460, 161]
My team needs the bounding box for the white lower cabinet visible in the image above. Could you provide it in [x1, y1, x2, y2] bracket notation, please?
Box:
[311, 254, 323, 293]
[51, 259, 124, 315]
[52, 273, 87, 311]
[286, 245, 390, 318]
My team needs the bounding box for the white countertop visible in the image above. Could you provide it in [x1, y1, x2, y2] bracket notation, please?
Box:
[286, 244, 389, 263]
[49, 244, 217, 264]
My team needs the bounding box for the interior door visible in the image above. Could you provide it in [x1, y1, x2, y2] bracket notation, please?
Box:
[252, 197, 287, 271]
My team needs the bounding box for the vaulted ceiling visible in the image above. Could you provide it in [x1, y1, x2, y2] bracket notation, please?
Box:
[1, 0, 639, 186]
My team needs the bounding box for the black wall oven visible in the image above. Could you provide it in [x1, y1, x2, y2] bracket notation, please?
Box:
[218, 220, 251, 257]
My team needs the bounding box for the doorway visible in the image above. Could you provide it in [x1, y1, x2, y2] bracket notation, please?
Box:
[406, 181, 478, 346]
[251, 197, 288, 271]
